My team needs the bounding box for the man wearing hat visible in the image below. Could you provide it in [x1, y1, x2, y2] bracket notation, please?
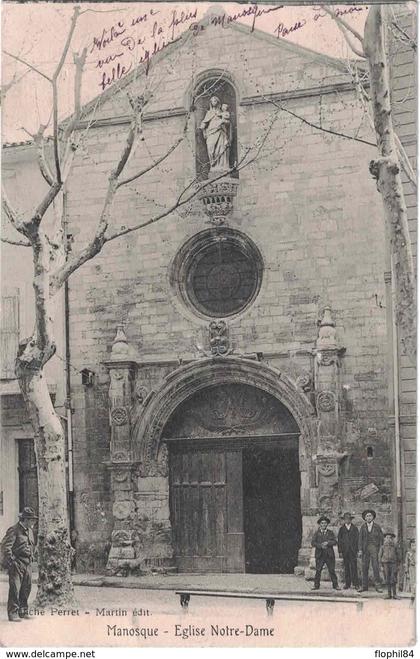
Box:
[379, 530, 401, 599]
[338, 512, 360, 590]
[0, 507, 37, 621]
[311, 515, 340, 591]
[358, 509, 384, 593]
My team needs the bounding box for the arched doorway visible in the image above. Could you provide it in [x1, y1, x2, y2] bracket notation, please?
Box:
[162, 383, 302, 574]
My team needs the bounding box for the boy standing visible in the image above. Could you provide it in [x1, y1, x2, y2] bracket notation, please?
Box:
[379, 531, 401, 599]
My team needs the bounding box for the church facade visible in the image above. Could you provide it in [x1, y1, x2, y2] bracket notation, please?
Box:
[2, 9, 415, 577]
[65, 14, 397, 576]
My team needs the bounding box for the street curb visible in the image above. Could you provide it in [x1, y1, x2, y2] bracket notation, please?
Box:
[0, 571, 412, 599]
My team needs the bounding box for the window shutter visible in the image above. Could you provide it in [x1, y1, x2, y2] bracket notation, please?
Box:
[0, 288, 20, 379]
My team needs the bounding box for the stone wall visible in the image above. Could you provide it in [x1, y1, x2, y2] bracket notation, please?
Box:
[66, 20, 392, 571]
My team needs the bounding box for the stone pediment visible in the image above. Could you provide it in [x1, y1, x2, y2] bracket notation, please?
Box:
[78, 7, 362, 125]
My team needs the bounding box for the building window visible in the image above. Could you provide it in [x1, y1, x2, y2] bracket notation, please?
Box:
[0, 288, 20, 379]
[172, 228, 263, 319]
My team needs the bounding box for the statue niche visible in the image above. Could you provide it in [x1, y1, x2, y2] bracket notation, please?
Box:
[194, 76, 238, 180]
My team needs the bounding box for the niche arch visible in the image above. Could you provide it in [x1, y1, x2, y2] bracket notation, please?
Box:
[192, 70, 239, 180]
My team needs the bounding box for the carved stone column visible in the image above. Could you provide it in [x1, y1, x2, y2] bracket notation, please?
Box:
[102, 325, 139, 574]
[313, 307, 347, 515]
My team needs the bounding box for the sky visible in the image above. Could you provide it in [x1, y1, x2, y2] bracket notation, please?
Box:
[2, 2, 371, 142]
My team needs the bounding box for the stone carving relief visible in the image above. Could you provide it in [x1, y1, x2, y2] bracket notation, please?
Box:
[317, 462, 337, 478]
[113, 500, 134, 520]
[209, 320, 231, 356]
[316, 463, 338, 513]
[111, 406, 129, 426]
[135, 384, 149, 404]
[111, 530, 132, 545]
[318, 352, 337, 367]
[140, 443, 169, 478]
[199, 180, 239, 225]
[112, 450, 130, 463]
[316, 307, 338, 350]
[113, 469, 129, 483]
[296, 372, 312, 393]
[162, 383, 299, 439]
[316, 391, 336, 413]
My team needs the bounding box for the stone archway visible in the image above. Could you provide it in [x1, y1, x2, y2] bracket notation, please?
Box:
[134, 357, 317, 473]
[129, 357, 318, 573]
[163, 382, 303, 573]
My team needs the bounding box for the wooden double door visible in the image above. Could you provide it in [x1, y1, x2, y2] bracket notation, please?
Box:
[168, 437, 301, 574]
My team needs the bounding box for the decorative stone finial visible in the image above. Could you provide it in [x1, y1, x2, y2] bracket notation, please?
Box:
[316, 307, 338, 349]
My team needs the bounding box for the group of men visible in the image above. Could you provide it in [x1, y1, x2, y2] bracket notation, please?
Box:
[0, 506, 411, 621]
[311, 509, 401, 598]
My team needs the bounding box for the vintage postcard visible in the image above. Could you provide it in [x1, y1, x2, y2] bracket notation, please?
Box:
[0, 0, 417, 654]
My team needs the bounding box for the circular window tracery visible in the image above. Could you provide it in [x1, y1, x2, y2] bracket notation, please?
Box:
[171, 228, 263, 319]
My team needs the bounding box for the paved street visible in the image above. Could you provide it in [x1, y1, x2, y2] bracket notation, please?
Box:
[0, 576, 415, 648]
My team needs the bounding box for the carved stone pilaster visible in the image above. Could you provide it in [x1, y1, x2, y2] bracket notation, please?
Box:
[314, 307, 345, 453]
[102, 325, 139, 575]
[312, 307, 347, 515]
[315, 452, 348, 515]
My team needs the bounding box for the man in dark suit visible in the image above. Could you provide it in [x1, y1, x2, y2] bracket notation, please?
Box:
[358, 508, 383, 593]
[338, 512, 359, 589]
[311, 515, 340, 591]
[1, 507, 37, 622]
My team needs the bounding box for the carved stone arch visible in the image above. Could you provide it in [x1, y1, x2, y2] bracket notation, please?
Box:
[184, 68, 244, 110]
[134, 357, 317, 476]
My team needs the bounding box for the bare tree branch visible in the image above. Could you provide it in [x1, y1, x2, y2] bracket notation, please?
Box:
[1, 68, 30, 101]
[268, 98, 375, 147]
[32, 182, 62, 227]
[51, 5, 81, 184]
[60, 48, 88, 183]
[1, 236, 31, 247]
[49, 178, 115, 294]
[391, 21, 417, 52]
[107, 113, 279, 243]
[34, 125, 55, 186]
[2, 187, 27, 235]
[117, 111, 190, 188]
[322, 5, 364, 45]
[49, 110, 278, 292]
[394, 133, 417, 189]
[3, 50, 53, 83]
[329, 16, 365, 58]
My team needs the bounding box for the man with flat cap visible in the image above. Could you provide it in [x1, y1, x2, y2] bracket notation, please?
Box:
[338, 512, 360, 590]
[0, 507, 37, 621]
[358, 509, 383, 593]
[311, 515, 340, 591]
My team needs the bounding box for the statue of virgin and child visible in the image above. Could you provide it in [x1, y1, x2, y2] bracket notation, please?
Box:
[200, 96, 232, 173]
